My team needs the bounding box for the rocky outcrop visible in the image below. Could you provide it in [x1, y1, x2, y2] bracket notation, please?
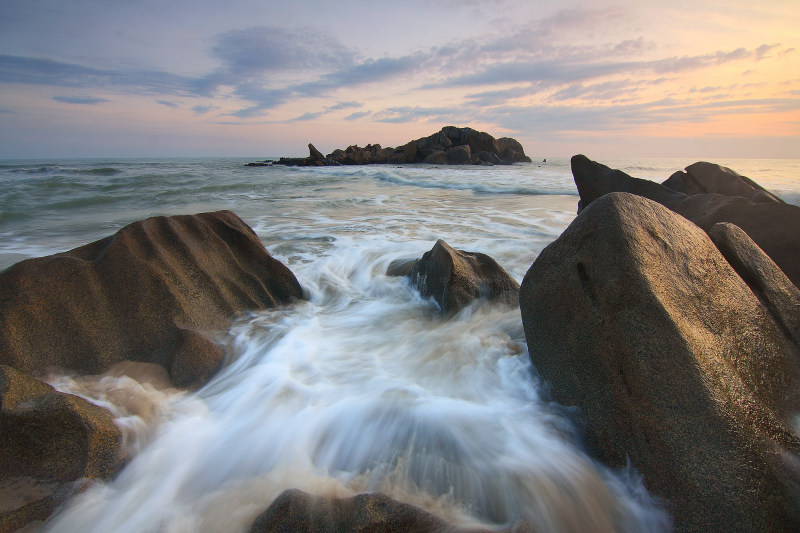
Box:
[261, 126, 532, 167]
[571, 155, 800, 288]
[1, 365, 123, 531]
[519, 192, 800, 532]
[0, 210, 303, 388]
[408, 240, 519, 313]
[249, 489, 531, 533]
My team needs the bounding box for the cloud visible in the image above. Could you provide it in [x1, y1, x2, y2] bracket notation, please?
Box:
[211, 26, 355, 77]
[344, 111, 372, 121]
[326, 101, 362, 112]
[192, 105, 216, 115]
[157, 99, 179, 108]
[53, 95, 109, 104]
[373, 106, 462, 124]
[289, 111, 322, 122]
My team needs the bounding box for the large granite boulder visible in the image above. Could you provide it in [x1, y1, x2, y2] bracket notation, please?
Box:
[663, 161, 783, 203]
[519, 192, 800, 532]
[0, 210, 303, 387]
[1, 365, 122, 531]
[409, 240, 519, 313]
[571, 155, 800, 288]
[249, 489, 528, 533]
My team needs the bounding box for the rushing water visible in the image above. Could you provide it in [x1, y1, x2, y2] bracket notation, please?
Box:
[2, 157, 799, 532]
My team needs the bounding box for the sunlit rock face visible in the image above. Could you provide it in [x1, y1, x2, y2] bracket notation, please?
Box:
[520, 192, 800, 532]
[0, 210, 303, 388]
[570, 154, 800, 288]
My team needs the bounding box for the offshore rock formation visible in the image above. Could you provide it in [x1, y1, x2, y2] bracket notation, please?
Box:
[406, 240, 520, 314]
[248, 126, 532, 167]
[571, 155, 800, 288]
[0, 210, 303, 388]
[519, 192, 800, 532]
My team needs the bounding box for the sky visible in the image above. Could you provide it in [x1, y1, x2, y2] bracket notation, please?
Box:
[0, 0, 798, 159]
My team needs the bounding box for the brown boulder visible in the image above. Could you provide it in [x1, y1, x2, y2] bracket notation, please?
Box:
[0, 210, 303, 387]
[519, 192, 800, 532]
[249, 489, 525, 533]
[446, 145, 471, 165]
[423, 150, 447, 165]
[571, 155, 800, 288]
[389, 141, 418, 164]
[496, 137, 532, 163]
[409, 240, 519, 313]
[663, 161, 783, 203]
[0, 365, 122, 482]
[307, 143, 324, 161]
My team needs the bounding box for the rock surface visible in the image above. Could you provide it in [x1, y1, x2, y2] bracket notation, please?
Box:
[260, 126, 532, 167]
[519, 192, 800, 532]
[0, 210, 303, 387]
[409, 240, 519, 313]
[571, 154, 800, 288]
[249, 489, 531, 533]
[1, 365, 122, 532]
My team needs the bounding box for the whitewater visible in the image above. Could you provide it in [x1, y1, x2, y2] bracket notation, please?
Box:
[2, 157, 799, 532]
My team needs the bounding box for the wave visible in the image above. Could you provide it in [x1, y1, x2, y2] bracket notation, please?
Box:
[371, 171, 578, 196]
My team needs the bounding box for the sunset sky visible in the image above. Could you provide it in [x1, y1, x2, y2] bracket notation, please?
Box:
[1, 0, 798, 159]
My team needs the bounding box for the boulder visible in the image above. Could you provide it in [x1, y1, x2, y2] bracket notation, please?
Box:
[496, 137, 532, 163]
[409, 240, 519, 313]
[519, 192, 800, 532]
[0, 365, 122, 482]
[446, 145, 472, 165]
[663, 161, 783, 203]
[423, 150, 447, 165]
[370, 147, 394, 164]
[249, 489, 526, 533]
[571, 155, 800, 288]
[389, 141, 418, 164]
[0, 210, 303, 387]
[0, 365, 122, 531]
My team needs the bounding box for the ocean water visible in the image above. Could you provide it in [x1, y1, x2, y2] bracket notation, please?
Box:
[1, 157, 798, 532]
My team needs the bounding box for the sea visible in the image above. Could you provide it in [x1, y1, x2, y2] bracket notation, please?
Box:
[1, 157, 799, 533]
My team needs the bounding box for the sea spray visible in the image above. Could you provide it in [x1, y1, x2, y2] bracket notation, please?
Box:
[46, 234, 669, 532]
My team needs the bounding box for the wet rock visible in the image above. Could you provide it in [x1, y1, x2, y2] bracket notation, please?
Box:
[409, 240, 519, 313]
[389, 140, 418, 164]
[0, 365, 121, 531]
[249, 489, 527, 533]
[571, 154, 800, 288]
[519, 192, 800, 532]
[422, 150, 447, 165]
[308, 143, 324, 161]
[386, 258, 418, 277]
[0, 210, 303, 387]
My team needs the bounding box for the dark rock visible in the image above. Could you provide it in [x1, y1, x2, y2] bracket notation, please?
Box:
[265, 126, 531, 167]
[663, 161, 783, 203]
[446, 145, 471, 165]
[519, 192, 800, 532]
[423, 150, 447, 165]
[386, 258, 418, 277]
[0, 211, 303, 387]
[409, 240, 519, 313]
[0, 476, 85, 533]
[571, 154, 800, 288]
[308, 143, 324, 161]
[249, 489, 525, 533]
[389, 141, 418, 164]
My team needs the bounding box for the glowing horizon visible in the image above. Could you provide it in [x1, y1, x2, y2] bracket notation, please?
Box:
[0, 0, 798, 159]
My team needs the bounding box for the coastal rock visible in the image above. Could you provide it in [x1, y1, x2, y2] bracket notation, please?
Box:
[571, 154, 800, 287]
[0, 210, 303, 387]
[409, 240, 519, 313]
[0, 365, 121, 531]
[446, 145, 471, 165]
[663, 161, 783, 203]
[519, 192, 800, 532]
[249, 489, 526, 533]
[266, 126, 532, 167]
[0, 365, 122, 481]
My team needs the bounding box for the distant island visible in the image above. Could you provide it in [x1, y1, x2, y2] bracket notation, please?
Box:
[246, 126, 532, 167]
